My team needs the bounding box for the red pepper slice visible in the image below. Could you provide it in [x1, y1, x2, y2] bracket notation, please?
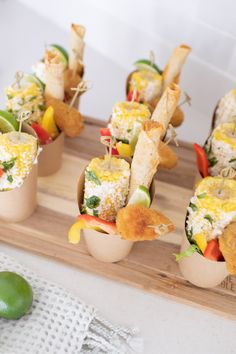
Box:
[78, 214, 117, 234]
[99, 128, 118, 155]
[203, 239, 224, 261]
[100, 128, 111, 136]
[127, 90, 140, 102]
[32, 123, 52, 145]
[193, 143, 209, 178]
[0, 167, 3, 177]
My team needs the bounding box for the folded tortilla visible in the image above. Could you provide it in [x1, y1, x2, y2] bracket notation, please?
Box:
[128, 121, 163, 199]
[69, 23, 86, 73]
[162, 44, 191, 91]
[151, 83, 181, 136]
[45, 50, 65, 100]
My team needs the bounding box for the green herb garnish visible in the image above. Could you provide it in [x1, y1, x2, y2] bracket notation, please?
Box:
[7, 175, 13, 183]
[127, 129, 132, 133]
[86, 195, 101, 209]
[186, 227, 193, 240]
[29, 95, 37, 102]
[2, 158, 16, 172]
[229, 158, 236, 163]
[208, 156, 218, 167]
[197, 192, 207, 199]
[174, 244, 200, 262]
[38, 104, 45, 112]
[93, 210, 99, 217]
[189, 202, 198, 211]
[204, 214, 213, 225]
[85, 170, 101, 185]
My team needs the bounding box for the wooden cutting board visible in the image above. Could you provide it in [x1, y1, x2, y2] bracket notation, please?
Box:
[0, 118, 235, 320]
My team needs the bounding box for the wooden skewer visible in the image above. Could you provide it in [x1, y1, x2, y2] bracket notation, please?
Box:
[163, 124, 179, 147]
[17, 110, 31, 140]
[68, 81, 91, 112]
[178, 92, 191, 108]
[218, 167, 236, 196]
[149, 50, 155, 67]
[100, 135, 116, 170]
[13, 71, 24, 89]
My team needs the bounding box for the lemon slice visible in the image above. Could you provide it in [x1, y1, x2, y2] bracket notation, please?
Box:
[134, 59, 162, 74]
[128, 185, 151, 207]
[25, 73, 45, 91]
[0, 110, 19, 133]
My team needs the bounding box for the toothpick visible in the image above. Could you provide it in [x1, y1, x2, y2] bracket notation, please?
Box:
[100, 135, 116, 169]
[68, 81, 91, 112]
[17, 110, 31, 140]
[147, 223, 172, 235]
[178, 92, 191, 108]
[218, 166, 236, 196]
[13, 71, 24, 89]
[149, 50, 155, 67]
[163, 124, 179, 147]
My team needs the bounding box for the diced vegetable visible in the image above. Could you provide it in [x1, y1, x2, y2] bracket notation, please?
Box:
[193, 143, 209, 178]
[116, 142, 132, 157]
[100, 128, 111, 137]
[203, 239, 224, 261]
[127, 90, 140, 102]
[195, 233, 207, 253]
[32, 123, 52, 145]
[41, 106, 59, 139]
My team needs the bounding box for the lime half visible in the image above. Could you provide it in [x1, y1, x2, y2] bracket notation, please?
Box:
[128, 185, 151, 207]
[50, 44, 68, 65]
[0, 110, 19, 133]
[134, 59, 162, 74]
[25, 73, 45, 92]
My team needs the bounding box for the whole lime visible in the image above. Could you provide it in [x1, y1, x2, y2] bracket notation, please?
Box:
[0, 271, 33, 320]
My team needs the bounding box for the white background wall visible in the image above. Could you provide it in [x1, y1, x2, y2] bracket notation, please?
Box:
[0, 0, 235, 143]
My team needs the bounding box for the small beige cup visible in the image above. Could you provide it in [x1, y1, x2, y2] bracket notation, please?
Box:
[179, 231, 228, 288]
[77, 157, 155, 263]
[0, 123, 38, 222]
[38, 132, 64, 177]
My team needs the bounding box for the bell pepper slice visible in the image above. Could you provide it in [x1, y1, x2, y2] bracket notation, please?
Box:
[41, 105, 59, 139]
[116, 142, 132, 158]
[195, 233, 207, 253]
[203, 239, 224, 261]
[127, 90, 140, 102]
[193, 143, 209, 178]
[100, 128, 111, 137]
[78, 214, 117, 234]
[32, 123, 52, 145]
[0, 167, 3, 177]
[68, 214, 117, 244]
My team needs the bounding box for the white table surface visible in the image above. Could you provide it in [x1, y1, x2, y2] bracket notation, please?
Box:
[0, 243, 235, 354]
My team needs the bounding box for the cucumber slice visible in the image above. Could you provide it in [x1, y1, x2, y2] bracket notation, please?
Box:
[0, 110, 19, 133]
[134, 59, 162, 74]
[50, 44, 68, 65]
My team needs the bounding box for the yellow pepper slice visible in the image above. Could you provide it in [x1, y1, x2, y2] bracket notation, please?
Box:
[195, 233, 207, 253]
[41, 106, 59, 139]
[68, 220, 105, 244]
[116, 142, 132, 158]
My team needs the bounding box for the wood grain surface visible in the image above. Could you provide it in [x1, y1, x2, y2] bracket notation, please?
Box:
[0, 118, 235, 320]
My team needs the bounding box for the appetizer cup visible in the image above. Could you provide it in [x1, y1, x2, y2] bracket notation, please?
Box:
[38, 132, 64, 177]
[179, 230, 228, 289]
[77, 158, 155, 263]
[0, 124, 38, 223]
